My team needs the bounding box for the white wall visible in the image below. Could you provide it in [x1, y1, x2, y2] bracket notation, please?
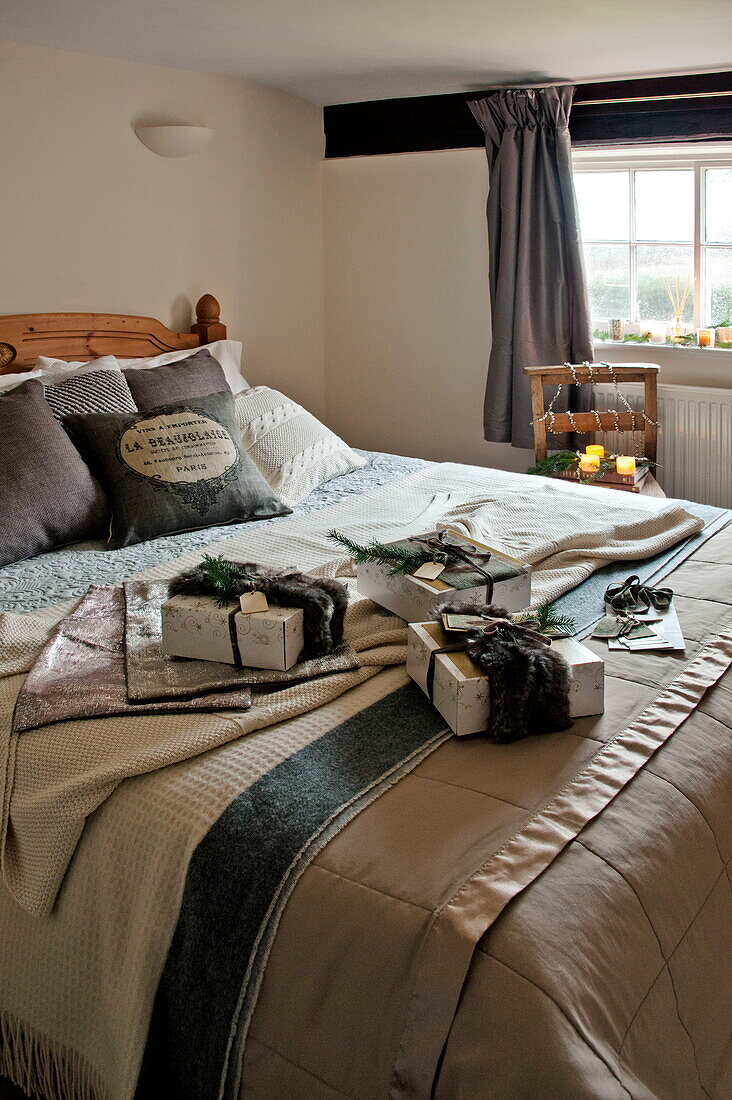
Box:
[0, 39, 325, 413]
[323, 149, 533, 472]
[323, 148, 732, 471]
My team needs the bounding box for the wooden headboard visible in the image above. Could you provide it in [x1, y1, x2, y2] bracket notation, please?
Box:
[0, 293, 226, 375]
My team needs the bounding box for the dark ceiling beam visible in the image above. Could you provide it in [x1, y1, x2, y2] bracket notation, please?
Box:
[324, 70, 732, 158]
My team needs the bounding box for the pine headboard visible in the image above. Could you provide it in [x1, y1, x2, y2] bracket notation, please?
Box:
[0, 293, 226, 375]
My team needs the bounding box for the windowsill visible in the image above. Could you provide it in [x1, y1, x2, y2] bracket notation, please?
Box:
[593, 340, 732, 357]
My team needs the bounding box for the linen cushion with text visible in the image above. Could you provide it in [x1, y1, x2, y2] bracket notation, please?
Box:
[63, 390, 290, 549]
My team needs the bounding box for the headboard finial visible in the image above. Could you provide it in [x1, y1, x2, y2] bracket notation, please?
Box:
[192, 294, 226, 344]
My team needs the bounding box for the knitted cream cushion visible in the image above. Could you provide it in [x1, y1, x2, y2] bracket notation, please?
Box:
[234, 387, 366, 506]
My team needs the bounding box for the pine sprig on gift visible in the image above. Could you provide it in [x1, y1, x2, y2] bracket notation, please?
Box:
[200, 555, 251, 606]
[514, 602, 576, 636]
[327, 530, 432, 575]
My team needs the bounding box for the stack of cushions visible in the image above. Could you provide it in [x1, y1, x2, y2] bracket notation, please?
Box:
[0, 342, 366, 566]
[36, 339, 248, 396]
[234, 386, 366, 506]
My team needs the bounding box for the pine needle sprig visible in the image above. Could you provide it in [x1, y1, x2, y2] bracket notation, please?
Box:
[526, 451, 581, 477]
[327, 530, 432, 575]
[527, 451, 655, 482]
[201, 554, 253, 606]
[514, 602, 576, 636]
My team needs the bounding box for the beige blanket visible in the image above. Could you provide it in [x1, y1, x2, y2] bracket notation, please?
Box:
[121, 462, 704, 606]
[0, 463, 719, 1100]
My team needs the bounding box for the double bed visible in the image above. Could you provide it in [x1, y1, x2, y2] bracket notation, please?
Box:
[0, 299, 730, 1100]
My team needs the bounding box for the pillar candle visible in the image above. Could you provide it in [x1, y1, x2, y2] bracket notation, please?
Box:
[585, 445, 605, 459]
[579, 454, 601, 474]
[615, 456, 636, 475]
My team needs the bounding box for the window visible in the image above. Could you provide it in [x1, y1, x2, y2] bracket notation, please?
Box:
[573, 149, 732, 348]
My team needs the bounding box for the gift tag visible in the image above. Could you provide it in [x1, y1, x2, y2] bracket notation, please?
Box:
[624, 623, 658, 640]
[412, 561, 446, 580]
[592, 614, 626, 639]
[239, 591, 269, 614]
[441, 613, 487, 632]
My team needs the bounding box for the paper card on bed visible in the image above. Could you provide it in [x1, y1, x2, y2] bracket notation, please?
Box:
[651, 601, 685, 651]
[607, 602, 684, 653]
[609, 633, 673, 652]
[624, 636, 674, 652]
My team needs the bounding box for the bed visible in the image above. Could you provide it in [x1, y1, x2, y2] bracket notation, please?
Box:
[0, 300, 730, 1100]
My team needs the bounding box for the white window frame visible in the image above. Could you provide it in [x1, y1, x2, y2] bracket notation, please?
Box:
[572, 143, 732, 330]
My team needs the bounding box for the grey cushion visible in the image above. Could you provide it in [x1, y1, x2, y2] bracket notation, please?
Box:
[123, 348, 228, 411]
[44, 366, 137, 419]
[63, 390, 291, 549]
[0, 380, 108, 567]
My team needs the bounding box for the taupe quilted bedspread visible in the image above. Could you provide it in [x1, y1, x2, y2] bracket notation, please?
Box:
[0, 470, 728, 1099]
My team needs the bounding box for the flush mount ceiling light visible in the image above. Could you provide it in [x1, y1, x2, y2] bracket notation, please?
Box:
[134, 125, 214, 157]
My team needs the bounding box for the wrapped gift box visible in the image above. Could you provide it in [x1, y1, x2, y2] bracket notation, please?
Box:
[357, 529, 531, 623]
[161, 593, 304, 671]
[551, 637, 605, 717]
[407, 620, 490, 736]
[407, 621, 604, 737]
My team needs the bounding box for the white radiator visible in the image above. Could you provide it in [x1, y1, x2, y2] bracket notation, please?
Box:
[593, 383, 732, 508]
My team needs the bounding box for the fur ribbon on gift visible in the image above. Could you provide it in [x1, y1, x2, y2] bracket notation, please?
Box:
[168, 561, 349, 659]
[430, 600, 572, 743]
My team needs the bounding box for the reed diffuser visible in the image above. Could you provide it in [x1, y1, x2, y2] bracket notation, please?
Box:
[664, 276, 691, 338]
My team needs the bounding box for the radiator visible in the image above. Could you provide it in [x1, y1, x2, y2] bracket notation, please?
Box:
[593, 382, 732, 508]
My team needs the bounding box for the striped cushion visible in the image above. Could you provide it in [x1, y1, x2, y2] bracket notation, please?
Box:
[44, 366, 137, 419]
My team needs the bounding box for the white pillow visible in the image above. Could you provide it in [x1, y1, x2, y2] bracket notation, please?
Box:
[116, 340, 247, 394]
[36, 340, 247, 395]
[234, 387, 366, 506]
[0, 355, 121, 393]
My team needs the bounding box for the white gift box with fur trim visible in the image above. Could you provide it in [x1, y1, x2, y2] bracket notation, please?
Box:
[357, 531, 531, 623]
[407, 621, 604, 736]
[551, 637, 605, 717]
[161, 593, 305, 670]
[407, 621, 490, 736]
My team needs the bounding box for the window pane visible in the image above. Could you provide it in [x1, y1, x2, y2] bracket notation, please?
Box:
[584, 244, 630, 319]
[574, 172, 629, 241]
[705, 248, 732, 325]
[634, 170, 694, 242]
[705, 169, 732, 243]
[637, 245, 693, 323]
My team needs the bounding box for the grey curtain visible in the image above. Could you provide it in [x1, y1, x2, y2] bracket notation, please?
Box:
[469, 86, 593, 449]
